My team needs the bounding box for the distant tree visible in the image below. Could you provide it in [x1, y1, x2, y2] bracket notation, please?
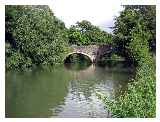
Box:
[68, 20, 113, 45]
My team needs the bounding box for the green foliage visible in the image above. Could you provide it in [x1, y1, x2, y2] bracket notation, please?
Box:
[113, 5, 156, 57]
[101, 60, 155, 117]
[125, 5, 156, 52]
[68, 20, 113, 45]
[100, 19, 156, 117]
[5, 5, 69, 70]
[113, 9, 139, 58]
[6, 43, 32, 70]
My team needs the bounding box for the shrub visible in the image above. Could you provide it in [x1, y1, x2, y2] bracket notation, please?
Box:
[5, 5, 69, 70]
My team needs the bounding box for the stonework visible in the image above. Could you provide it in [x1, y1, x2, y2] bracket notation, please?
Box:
[65, 44, 112, 63]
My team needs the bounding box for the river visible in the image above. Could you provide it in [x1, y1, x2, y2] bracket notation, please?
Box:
[6, 62, 134, 118]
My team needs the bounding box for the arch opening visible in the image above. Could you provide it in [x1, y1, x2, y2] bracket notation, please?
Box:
[64, 53, 92, 70]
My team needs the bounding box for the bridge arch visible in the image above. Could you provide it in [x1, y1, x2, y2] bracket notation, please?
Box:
[64, 44, 112, 64]
[64, 52, 93, 63]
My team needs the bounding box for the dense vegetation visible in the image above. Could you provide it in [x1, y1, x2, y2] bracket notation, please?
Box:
[97, 5, 156, 117]
[5, 5, 69, 70]
[113, 5, 156, 58]
[68, 20, 113, 45]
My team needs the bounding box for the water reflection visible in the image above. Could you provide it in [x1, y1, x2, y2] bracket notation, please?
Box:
[6, 62, 134, 118]
[6, 68, 70, 117]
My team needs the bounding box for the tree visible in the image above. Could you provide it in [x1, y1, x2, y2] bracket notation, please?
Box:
[125, 5, 156, 52]
[113, 5, 156, 58]
[68, 20, 112, 45]
[5, 5, 69, 70]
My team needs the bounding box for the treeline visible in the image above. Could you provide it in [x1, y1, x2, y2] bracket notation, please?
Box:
[68, 20, 112, 45]
[5, 5, 112, 70]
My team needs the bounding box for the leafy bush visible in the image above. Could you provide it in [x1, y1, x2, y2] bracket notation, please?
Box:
[5, 5, 69, 70]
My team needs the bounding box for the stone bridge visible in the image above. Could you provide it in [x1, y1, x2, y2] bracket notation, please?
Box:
[64, 44, 112, 63]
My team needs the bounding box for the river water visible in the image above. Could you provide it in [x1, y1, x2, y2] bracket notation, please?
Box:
[6, 62, 134, 118]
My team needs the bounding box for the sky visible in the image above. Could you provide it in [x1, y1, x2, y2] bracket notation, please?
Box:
[49, 0, 124, 33]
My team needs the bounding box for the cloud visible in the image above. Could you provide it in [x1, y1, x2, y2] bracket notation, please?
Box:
[49, 0, 124, 32]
